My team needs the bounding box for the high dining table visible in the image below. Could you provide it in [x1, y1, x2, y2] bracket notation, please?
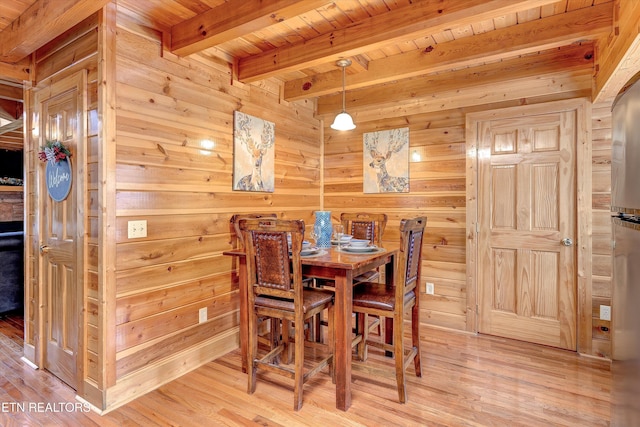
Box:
[223, 244, 398, 412]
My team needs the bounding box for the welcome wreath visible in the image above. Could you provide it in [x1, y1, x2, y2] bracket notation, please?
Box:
[38, 140, 72, 164]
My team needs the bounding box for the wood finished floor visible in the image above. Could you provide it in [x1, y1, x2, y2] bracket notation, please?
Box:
[0, 312, 612, 426]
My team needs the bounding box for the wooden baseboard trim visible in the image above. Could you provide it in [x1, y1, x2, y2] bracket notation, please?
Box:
[102, 328, 239, 413]
[20, 356, 39, 370]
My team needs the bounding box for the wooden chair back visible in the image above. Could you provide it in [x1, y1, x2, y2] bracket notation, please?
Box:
[340, 212, 388, 246]
[398, 217, 426, 300]
[239, 218, 305, 300]
[230, 213, 277, 250]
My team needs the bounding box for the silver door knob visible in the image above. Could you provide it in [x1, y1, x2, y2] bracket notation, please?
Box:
[39, 245, 50, 254]
[561, 238, 573, 247]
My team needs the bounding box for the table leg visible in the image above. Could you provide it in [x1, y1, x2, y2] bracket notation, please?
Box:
[334, 271, 353, 411]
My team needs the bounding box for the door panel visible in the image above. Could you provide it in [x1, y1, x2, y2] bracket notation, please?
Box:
[478, 110, 576, 350]
[37, 85, 80, 389]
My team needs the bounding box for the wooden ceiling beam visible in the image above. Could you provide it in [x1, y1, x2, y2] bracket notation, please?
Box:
[0, 0, 110, 63]
[340, 75, 592, 124]
[0, 118, 23, 136]
[0, 83, 23, 102]
[0, 99, 22, 121]
[286, 3, 612, 101]
[593, 0, 640, 103]
[0, 58, 30, 81]
[317, 43, 595, 116]
[170, 0, 329, 57]
[237, 0, 559, 82]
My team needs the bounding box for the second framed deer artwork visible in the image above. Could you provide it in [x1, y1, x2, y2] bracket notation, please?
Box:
[363, 127, 410, 193]
[233, 111, 275, 192]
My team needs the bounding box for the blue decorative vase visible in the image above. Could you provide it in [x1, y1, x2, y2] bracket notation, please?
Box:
[314, 211, 332, 248]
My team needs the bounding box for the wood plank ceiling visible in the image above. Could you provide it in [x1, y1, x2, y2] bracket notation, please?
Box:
[0, 0, 625, 152]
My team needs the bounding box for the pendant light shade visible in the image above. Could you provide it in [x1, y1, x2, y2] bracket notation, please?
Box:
[331, 112, 356, 131]
[331, 59, 356, 131]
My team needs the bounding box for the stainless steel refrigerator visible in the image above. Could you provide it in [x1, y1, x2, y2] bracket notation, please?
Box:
[611, 75, 640, 426]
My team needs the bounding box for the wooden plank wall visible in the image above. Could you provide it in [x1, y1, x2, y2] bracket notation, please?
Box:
[107, 6, 321, 408]
[591, 100, 613, 358]
[324, 98, 613, 358]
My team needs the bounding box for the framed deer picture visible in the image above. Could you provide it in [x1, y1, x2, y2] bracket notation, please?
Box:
[363, 127, 410, 193]
[233, 111, 275, 192]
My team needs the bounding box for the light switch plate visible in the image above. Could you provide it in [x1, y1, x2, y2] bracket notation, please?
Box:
[426, 282, 434, 295]
[599, 305, 611, 321]
[127, 220, 147, 239]
[199, 307, 207, 323]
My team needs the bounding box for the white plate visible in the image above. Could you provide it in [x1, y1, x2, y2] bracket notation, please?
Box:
[300, 247, 320, 256]
[341, 245, 378, 253]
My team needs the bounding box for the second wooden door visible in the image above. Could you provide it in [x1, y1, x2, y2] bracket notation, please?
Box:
[477, 107, 577, 350]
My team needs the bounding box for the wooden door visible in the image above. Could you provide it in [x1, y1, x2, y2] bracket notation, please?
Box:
[35, 73, 85, 389]
[477, 110, 577, 350]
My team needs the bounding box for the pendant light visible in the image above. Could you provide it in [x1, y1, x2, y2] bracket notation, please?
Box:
[330, 59, 356, 131]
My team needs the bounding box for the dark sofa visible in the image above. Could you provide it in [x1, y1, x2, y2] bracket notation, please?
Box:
[0, 221, 24, 314]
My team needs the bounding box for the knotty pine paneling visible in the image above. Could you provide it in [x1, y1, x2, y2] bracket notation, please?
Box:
[592, 276, 612, 299]
[115, 314, 238, 378]
[115, 275, 235, 324]
[86, 66, 101, 387]
[592, 210, 613, 254]
[115, 256, 233, 297]
[587, 101, 613, 357]
[115, 292, 237, 352]
[35, 29, 98, 84]
[112, 9, 321, 391]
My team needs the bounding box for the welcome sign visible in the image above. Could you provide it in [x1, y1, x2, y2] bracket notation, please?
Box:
[45, 158, 72, 202]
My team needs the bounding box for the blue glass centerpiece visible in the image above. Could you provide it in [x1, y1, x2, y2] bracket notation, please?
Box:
[314, 211, 332, 248]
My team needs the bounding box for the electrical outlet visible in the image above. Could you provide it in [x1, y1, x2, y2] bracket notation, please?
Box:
[199, 307, 207, 323]
[426, 282, 434, 295]
[127, 220, 147, 239]
[599, 305, 611, 321]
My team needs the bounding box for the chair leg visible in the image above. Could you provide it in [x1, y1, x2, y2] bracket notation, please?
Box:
[293, 314, 305, 411]
[356, 312, 367, 361]
[384, 316, 393, 358]
[282, 319, 292, 364]
[270, 318, 280, 347]
[412, 301, 422, 377]
[394, 313, 407, 403]
[314, 312, 322, 342]
[248, 312, 258, 395]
